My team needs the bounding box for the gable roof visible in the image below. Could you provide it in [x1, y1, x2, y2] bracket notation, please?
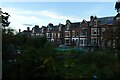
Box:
[58, 23, 65, 27]
[81, 20, 89, 26]
[81, 20, 88, 24]
[50, 25, 58, 31]
[89, 16, 99, 26]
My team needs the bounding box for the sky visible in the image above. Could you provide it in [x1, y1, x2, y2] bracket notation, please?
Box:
[1, 2, 117, 31]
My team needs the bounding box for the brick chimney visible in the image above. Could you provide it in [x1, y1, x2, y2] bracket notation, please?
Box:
[27, 27, 30, 31]
[19, 29, 21, 33]
[90, 16, 94, 21]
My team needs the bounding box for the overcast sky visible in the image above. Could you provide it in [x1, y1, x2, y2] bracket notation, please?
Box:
[1, 2, 117, 31]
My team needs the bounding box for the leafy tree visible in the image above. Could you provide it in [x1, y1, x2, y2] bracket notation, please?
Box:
[0, 9, 10, 42]
[2, 28, 17, 60]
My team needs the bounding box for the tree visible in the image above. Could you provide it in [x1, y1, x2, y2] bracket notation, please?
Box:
[0, 8, 10, 34]
[2, 28, 17, 60]
[1, 11, 10, 28]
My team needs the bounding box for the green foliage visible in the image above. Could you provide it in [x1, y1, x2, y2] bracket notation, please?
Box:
[55, 50, 118, 79]
[2, 27, 120, 80]
[1, 11, 10, 28]
[24, 36, 47, 48]
[2, 28, 17, 60]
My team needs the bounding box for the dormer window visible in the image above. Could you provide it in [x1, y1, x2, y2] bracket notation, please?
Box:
[66, 20, 71, 30]
[94, 20, 97, 27]
[82, 20, 87, 27]
[59, 26, 61, 31]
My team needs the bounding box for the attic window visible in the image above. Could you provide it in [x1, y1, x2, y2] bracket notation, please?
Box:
[59, 26, 61, 31]
[94, 20, 97, 26]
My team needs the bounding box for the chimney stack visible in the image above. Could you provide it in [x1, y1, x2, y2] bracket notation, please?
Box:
[90, 16, 94, 21]
[19, 29, 21, 33]
[27, 27, 30, 31]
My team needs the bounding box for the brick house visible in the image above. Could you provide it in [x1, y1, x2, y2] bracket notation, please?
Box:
[40, 26, 47, 37]
[89, 16, 114, 48]
[18, 27, 32, 36]
[19, 14, 120, 49]
[57, 23, 65, 45]
[31, 25, 41, 36]
[80, 19, 90, 47]
[64, 20, 81, 47]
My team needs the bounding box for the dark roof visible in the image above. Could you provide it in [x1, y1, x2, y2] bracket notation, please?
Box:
[94, 16, 99, 20]
[23, 30, 32, 32]
[71, 22, 81, 28]
[81, 20, 90, 27]
[61, 25, 65, 28]
[58, 24, 65, 28]
[41, 26, 46, 29]
[99, 16, 114, 24]
[47, 23, 54, 28]
[50, 25, 58, 31]
[87, 21, 90, 24]
[19, 30, 32, 35]
[66, 20, 71, 24]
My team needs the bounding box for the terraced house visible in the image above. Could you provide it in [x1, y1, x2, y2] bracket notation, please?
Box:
[19, 13, 120, 49]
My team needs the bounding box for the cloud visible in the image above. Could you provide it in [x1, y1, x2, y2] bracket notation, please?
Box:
[38, 10, 82, 21]
[22, 24, 33, 26]
[2, 7, 82, 21]
[9, 14, 42, 30]
[1, 7, 82, 31]
[2, 7, 43, 31]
